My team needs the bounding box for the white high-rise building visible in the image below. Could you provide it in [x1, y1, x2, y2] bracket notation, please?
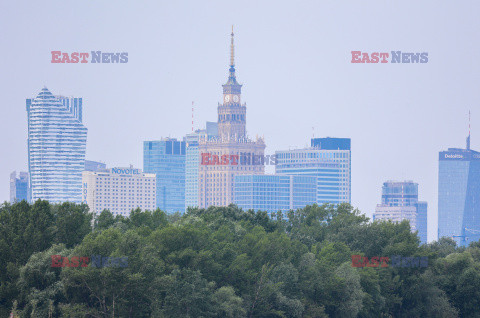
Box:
[373, 206, 418, 231]
[185, 122, 218, 211]
[26, 87, 87, 204]
[82, 167, 156, 217]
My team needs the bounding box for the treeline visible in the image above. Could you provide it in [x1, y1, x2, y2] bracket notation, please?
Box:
[0, 201, 479, 317]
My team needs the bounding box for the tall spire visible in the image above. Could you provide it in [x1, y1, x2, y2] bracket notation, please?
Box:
[230, 25, 235, 67]
[224, 26, 240, 87]
[467, 110, 471, 150]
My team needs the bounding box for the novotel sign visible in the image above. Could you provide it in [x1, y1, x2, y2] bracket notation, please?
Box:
[110, 167, 140, 175]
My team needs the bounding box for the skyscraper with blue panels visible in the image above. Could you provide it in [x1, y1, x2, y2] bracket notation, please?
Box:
[26, 88, 87, 204]
[374, 181, 428, 244]
[381, 181, 419, 207]
[144, 138, 186, 213]
[234, 175, 317, 213]
[415, 202, 428, 244]
[275, 138, 351, 205]
[438, 138, 480, 246]
[85, 160, 107, 172]
[311, 137, 350, 151]
[10, 171, 29, 203]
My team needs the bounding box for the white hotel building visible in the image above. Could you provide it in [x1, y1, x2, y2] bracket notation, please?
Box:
[82, 167, 156, 216]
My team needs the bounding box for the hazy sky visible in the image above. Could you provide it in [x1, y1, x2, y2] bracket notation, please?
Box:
[1, 0, 479, 242]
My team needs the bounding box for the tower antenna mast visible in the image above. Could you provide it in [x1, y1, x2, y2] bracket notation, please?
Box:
[230, 25, 235, 67]
[467, 110, 471, 150]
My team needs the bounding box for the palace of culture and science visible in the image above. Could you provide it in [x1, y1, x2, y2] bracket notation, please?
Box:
[198, 29, 266, 208]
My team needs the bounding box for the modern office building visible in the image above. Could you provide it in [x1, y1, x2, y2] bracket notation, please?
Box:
[26, 87, 87, 204]
[10, 171, 29, 203]
[438, 134, 480, 246]
[234, 175, 317, 214]
[275, 137, 351, 205]
[85, 160, 107, 172]
[416, 201, 428, 245]
[374, 205, 418, 231]
[144, 138, 186, 213]
[198, 30, 265, 208]
[381, 181, 419, 207]
[185, 132, 201, 211]
[185, 122, 218, 211]
[311, 137, 351, 152]
[373, 181, 428, 244]
[82, 166, 156, 217]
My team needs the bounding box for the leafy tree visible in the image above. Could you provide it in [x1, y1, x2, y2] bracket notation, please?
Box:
[54, 202, 92, 248]
[16, 244, 69, 317]
[94, 209, 115, 230]
[3, 200, 480, 317]
[153, 268, 216, 317]
[212, 286, 246, 318]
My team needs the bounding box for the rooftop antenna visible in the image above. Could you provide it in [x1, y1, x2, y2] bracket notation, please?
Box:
[192, 101, 194, 132]
[467, 110, 471, 150]
[230, 25, 235, 67]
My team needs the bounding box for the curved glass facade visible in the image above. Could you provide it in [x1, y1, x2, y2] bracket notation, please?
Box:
[26, 87, 87, 204]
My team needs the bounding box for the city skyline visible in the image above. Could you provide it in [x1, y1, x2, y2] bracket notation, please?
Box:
[2, 1, 480, 243]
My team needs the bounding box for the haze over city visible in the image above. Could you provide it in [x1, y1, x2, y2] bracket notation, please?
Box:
[2, 0, 480, 243]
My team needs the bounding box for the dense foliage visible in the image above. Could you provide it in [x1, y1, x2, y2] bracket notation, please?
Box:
[0, 200, 479, 317]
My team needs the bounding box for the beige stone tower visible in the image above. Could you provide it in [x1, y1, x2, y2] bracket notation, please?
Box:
[198, 28, 265, 208]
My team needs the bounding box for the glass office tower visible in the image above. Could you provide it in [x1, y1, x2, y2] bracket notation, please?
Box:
[26, 87, 87, 204]
[144, 138, 186, 213]
[185, 122, 218, 211]
[185, 134, 200, 211]
[234, 175, 317, 213]
[381, 181, 419, 207]
[85, 160, 107, 172]
[374, 181, 428, 244]
[275, 137, 351, 205]
[438, 137, 480, 246]
[10, 171, 29, 203]
[416, 202, 428, 244]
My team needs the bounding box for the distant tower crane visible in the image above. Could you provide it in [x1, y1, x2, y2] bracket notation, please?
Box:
[452, 227, 480, 245]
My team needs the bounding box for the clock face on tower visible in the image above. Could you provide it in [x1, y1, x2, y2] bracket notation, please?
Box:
[224, 95, 230, 102]
[233, 95, 239, 103]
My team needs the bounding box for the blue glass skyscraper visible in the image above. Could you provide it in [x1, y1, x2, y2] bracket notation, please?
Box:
[438, 135, 480, 246]
[234, 175, 317, 213]
[26, 87, 87, 204]
[416, 202, 428, 244]
[144, 138, 186, 213]
[374, 181, 428, 244]
[85, 160, 107, 172]
[10, 171, 29, 203]
[381, 181, 419, 207]
[275, 137, 351, 205]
